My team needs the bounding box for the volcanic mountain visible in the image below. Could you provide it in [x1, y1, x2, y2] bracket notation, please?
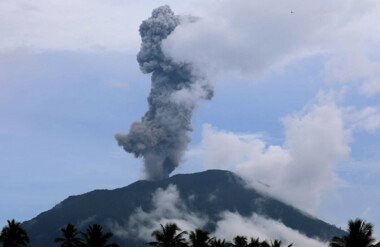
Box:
[22, 170, 344, 246]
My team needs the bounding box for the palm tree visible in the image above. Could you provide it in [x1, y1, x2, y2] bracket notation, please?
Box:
[233, 236, 248, 247]
[329, 218, 375, 247]
[189, 229, 213, 247]
[0, 219, 30, 247]
[269, 240, 292, 247]
[148, 223, 188, 247]
[260, 241, 270, 247]
[270, 240, 281, 247]
[247, 238, 262, 247]
[54, 223, 83, 247]
[209, 238, 231, 247]
[82, 224, 119, 247]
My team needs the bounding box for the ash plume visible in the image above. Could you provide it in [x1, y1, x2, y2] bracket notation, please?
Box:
[115, 6, 213, 180]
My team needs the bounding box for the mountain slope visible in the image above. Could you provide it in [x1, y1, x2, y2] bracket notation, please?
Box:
[22, 170, 345, 246]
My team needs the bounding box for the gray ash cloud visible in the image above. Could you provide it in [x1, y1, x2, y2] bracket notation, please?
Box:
[115, 6, 213, 180]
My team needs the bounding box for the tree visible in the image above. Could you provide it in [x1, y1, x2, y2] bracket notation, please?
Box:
[209, 238, 231, 247]
[0, 219, 30, 247]
[269, 240, 292, 247]
[148, 223, 188, 247]
[54, 223, 83, 247]
[248, 238, 267, 247]
[82, 224, 119, 247]
[189, 229, 213, 247]
[329, 218, 375, 247]
[259, 240, 270, 247]
[232, 236, 248, 247]
[270, 240, 281, 247]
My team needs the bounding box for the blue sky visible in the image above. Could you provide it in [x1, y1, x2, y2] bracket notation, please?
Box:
[1, 0, 380, 238]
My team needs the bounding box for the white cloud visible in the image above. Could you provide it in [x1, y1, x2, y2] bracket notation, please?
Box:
[0, 1, 193, 53]
[3, 1, 380, 95]
[76, 215, 97, 229]
[213, 212, 327, 247]
[191, 94, 351, 212]
[162, 0, 380, 95]
[323, 53, 380, 96]
[107, 185, 327, 246]
[108, 184, 207, 241]
[347, 107, 380, 133]
[170, 79, 213, 109]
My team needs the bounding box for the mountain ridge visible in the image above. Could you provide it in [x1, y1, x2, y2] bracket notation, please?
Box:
[22, 169, 345, 246]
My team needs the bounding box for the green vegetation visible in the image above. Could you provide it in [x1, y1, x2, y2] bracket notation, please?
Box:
[148, 223, 188, 247]
[0, 219, 29, 247]
[54, 223, 83, 247]
[1, 218, 379, 247]
[189, 229, 214, 247]
[0, 220, 118, 247]
[147, 223, 290, 247]
[81, 224, 119, 247]
[329, 219, 377, 247]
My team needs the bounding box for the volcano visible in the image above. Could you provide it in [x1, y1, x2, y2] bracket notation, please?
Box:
[22, 170, 344, 246]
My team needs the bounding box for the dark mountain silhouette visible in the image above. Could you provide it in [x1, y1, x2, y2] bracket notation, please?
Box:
[22, 170, 345, 246]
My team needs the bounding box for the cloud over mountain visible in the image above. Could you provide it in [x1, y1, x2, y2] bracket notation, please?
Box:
[110, 184, 327, 247]
[190, 94, 351, 212]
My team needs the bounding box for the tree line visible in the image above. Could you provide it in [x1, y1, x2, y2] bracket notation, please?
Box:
[0, 218, 379, 247]
[0, 220, 118, 247]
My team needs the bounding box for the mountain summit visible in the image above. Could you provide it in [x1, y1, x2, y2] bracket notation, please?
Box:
[22, 170, 344, 246]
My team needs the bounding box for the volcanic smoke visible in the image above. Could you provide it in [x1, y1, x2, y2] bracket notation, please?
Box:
[115, 6, 213, 180]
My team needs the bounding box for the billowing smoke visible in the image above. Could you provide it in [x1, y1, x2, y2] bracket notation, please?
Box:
[115, 6, 213, 180]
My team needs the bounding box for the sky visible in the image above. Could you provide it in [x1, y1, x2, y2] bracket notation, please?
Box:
[1, 0, 380, 241]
